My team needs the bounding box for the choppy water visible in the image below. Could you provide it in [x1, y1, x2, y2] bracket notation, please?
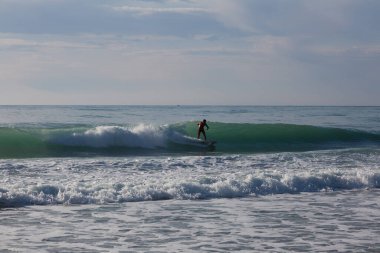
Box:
[0, 106, 379, 252]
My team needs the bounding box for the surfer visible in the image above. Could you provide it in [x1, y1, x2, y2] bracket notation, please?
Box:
[197, 119, 209, 140]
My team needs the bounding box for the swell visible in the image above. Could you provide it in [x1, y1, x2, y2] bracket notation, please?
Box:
[0, 123, 379, 158]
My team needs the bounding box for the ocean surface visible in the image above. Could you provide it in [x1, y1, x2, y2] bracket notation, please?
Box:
[0, 105, 379, 252]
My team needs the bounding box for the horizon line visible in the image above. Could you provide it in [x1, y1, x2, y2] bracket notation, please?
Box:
[0, 104, 379, 107]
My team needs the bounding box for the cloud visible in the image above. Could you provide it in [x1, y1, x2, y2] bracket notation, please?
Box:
[0, 36, 100, 51]
[111, 5, 211, 15]
[202, 0, 380, 42]
[1, 0, 379, 41]
[0, 0, 228, 37]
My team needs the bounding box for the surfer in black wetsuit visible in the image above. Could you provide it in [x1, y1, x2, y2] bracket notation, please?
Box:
[197, 119, 209, 140]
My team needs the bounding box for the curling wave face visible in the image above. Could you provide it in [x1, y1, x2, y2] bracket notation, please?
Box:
[0, 122, 379, 158]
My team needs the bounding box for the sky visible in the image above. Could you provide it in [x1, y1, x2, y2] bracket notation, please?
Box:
[0, 0, 379, 105]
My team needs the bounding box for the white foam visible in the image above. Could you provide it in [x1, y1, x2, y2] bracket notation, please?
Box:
[1, 152, 379, 207]
[53, 125, 167, 149]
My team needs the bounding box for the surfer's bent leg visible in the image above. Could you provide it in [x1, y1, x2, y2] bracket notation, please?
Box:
[202, 130, 206, 140]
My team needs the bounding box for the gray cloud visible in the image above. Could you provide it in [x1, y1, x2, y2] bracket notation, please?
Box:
[234, 0, 380, 38]
[0, 0, 230, 37]
[1, 0, 379, 40]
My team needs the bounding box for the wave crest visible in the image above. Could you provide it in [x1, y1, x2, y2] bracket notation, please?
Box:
[54, 125, 167, 149]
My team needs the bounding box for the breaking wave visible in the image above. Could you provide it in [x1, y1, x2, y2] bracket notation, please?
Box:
[0, 122, 379, 158]
[0, 161, 379, 208]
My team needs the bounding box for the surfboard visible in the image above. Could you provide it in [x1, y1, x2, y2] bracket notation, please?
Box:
[181, 136, 216, 149]
[202, 140, 216, 146]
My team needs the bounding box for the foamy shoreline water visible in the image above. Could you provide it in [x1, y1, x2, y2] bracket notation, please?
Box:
[1, 189, 379, 252]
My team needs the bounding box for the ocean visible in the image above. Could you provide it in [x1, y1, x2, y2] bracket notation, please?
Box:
[0, 105, 379, 252]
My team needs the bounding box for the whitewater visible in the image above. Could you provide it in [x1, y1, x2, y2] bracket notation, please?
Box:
[0, 105, 379, 252]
